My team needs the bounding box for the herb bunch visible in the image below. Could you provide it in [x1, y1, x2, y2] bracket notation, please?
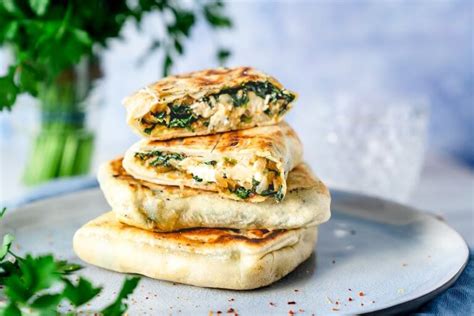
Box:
[0, 0, 232, 111]
[0, 208, 141, 315]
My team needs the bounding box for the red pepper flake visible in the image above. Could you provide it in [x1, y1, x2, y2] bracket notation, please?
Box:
[299, 309, 305, 313]
[359, 291, 365, 297]
[269, 302, 277, 307]
[288, 310, 295, 315]
[332, 308, 340, 311]
[227, 308, 235, 313]
[348, 297, 353, 301]
[288, 301, 296, 305]
[217, 311, 222, 315]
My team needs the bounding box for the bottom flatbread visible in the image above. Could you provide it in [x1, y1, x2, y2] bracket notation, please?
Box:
[73, 212, 318, 290]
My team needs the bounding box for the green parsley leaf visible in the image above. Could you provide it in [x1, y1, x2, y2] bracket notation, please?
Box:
[0, 69, 18, 111]
[29, 0, 50, 16]
[0, 234, 14, 261]
[1, 0, 21, 15]
[163, 52, 173, 77]
[2, 22, 19, 41]
[18, 63, 39, 96]
[63, 277, 102, 307]
[18, 254, 61, 294]
[101, 276, 140, 316]
[30, 293, 62, 309]
[217, 48, 231, 66]
[203, 3, 232, 28]
[56, 260, 83, 275]
[0, 207, 141, 315]
[1, 302, 21, 316]
[4, 274, 31, 303]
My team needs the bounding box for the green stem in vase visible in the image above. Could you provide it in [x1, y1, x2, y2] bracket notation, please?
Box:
[23, 67, 95, 185]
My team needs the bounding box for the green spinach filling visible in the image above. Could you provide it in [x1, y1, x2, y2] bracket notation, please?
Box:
[260, 184, 284, 202]
[230, 178, 284, 202]
[134, 151, 185, 168]
[134, 151, 284, 201]
[142, 81, 295, 133]
[192, 175, 203, 182]
[144, 106, 197, 134]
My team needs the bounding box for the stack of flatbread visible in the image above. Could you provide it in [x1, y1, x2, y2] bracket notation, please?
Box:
[73, 67, 331, 290]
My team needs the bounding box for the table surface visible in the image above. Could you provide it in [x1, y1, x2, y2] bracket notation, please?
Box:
[407, 153, 473, 247]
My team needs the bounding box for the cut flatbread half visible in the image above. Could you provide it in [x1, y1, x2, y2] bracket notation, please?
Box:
[99, 158, 331, 232]
[73, 212, 318, 290]
[123, 66, 297, 140]
[123, 122, 303, 203]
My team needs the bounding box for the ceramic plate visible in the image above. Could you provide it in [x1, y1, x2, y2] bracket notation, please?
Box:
[1, 189, 468, 315]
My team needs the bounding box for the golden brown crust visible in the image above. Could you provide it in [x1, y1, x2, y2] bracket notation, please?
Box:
[73, 212, 319, 289]
[83, 212, 295, 252]
[123, 67, 297, 140]
[124, 67, 285, 110]
[145, 121, 299, 155]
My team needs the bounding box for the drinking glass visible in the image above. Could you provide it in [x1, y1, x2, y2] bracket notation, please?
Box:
[305, 94, 429, 202]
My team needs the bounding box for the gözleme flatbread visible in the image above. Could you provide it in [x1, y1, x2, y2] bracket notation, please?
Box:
[123, 67, 297, 140]
[73, 212, 318, 290]
[99, 157, 331, 231]
[123, 122, 303, 203]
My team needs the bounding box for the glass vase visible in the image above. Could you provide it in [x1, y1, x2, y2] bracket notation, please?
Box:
[23, 57, 102, 185]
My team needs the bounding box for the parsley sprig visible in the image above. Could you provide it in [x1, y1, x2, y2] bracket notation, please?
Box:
[0, 0, 232, 111]
[0, 207, 141, 315]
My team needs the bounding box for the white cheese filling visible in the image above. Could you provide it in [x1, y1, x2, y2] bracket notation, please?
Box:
[177, 156, 278, 194]
[189, 92, 270, 131]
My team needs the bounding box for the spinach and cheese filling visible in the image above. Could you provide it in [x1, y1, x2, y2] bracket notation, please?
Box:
[139, 81, 295, 135]
[134, 150, 285, 202]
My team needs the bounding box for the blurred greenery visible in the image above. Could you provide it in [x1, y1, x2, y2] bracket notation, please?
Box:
[0, 0, 232, 110]
[0, 0, 232, 184]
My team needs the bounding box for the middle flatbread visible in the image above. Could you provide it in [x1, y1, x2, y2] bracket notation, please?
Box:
[123, 121, 302, 203]
[99, 157, 331, 231]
